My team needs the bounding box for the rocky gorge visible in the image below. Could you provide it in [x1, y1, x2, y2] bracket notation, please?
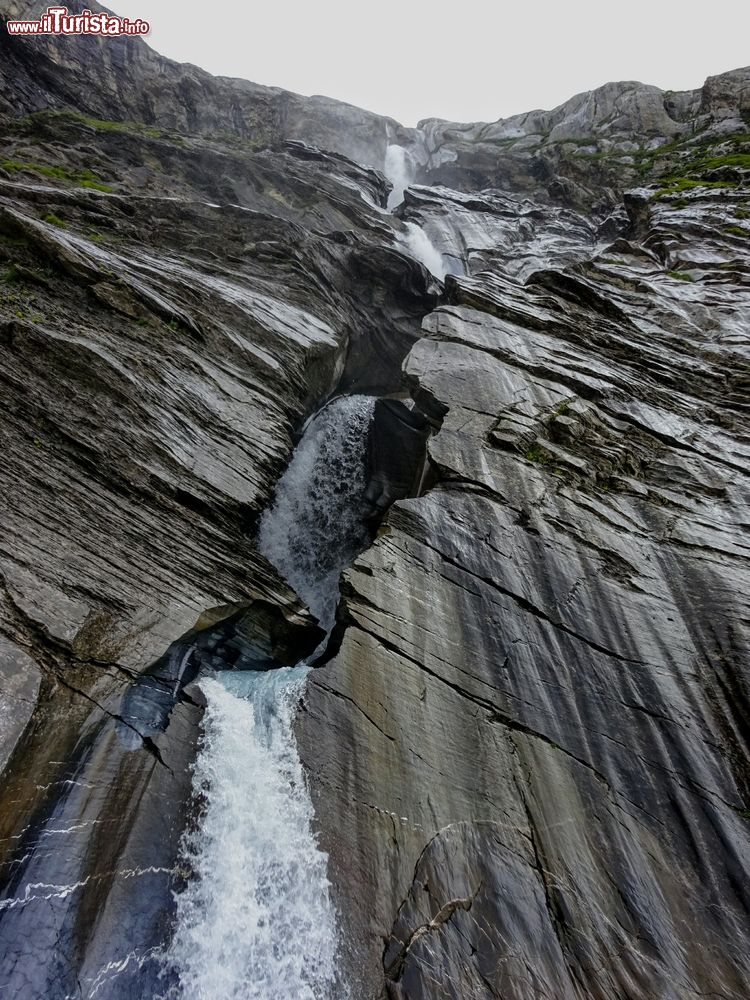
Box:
[0, 2, 749, 997]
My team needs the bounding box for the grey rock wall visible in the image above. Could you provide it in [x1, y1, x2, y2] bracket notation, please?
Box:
[0, 10, 749, 998]
[298, 131, 750, 1000]
[0, 72, 435, 992]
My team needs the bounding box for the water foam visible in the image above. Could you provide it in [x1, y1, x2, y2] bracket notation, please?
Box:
[403, 222, 447, 280]
[164, 669, 337, 1000]
[384, 143, 415, 210]
[166, 395, 376, 999]
[257, 394, 376, 631]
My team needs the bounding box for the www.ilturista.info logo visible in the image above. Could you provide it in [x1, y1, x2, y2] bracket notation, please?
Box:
[6, 6, 149, 35]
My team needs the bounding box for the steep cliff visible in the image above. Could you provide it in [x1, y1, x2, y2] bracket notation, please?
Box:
[0, 5, 748, 998]
[300, 187, 750, 998]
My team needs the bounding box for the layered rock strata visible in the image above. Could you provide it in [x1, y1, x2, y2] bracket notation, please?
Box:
[0, 6, 749, 998]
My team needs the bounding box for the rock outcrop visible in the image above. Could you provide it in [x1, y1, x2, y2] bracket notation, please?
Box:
[0, 14, 436, 986]
[0, 4, 749, 998]
[300, 182, 750, 999]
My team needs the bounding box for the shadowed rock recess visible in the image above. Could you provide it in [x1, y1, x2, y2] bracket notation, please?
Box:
[0, 2, 749, 997]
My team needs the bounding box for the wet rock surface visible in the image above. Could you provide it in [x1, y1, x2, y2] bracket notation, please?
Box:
[0, 600, 325, 997]
[364, 399, 431, 520]
[0, 6, 749, 998]
[300, 180, 750, 998]
[0, 17, 436, 989]
[0, 636, 40, 771]
[0, 674, 199, 998]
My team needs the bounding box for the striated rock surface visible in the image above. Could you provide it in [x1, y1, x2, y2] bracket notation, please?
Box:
[0, 5, 749, 998]
[0, 12, 435, 986]
[298, 70, 750, 1000]
[300, 182, 750, 997]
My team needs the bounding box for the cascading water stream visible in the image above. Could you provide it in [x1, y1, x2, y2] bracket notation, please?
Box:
[258, 394, 376, 632]
[402, 223, 447, 281]
[384, 143, 415, 211]
[163, 669, 336, 1000]
[384, 144, 447, 280]
[164, 396, 377, 1000]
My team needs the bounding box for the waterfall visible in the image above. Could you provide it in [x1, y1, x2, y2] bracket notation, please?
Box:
[402, 222, 447, 280]
[384, 144, 414, 211]
[257, 394, 377, 632]
[163, 669, 336, 1000]
[165, 395, 377, 1000]
[385, 145, 447, 280]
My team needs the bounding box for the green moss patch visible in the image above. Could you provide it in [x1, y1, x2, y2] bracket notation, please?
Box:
[525, 444, 552, 465]
[653, 177, 734, 198]
[684, 152, 750, 173]
[2, 263, 22, 283]
[20, 109, 164, 140]
[41, 213, 67, 228]
[667, 270, 695, 282]
[1, 158, 114, 192]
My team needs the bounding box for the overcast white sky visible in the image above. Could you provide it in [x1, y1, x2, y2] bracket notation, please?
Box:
[111, 1, 749, 126]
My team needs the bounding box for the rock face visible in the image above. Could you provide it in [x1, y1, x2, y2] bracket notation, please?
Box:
[364, 399, 431, 520]
[0, 0, 413, 165]
[0, 5, 749, 998]
[300, 186, 750, 998]
[0, 10, 436, 987]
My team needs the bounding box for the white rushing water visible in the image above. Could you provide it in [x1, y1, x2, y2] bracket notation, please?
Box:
[384, 143, 415, 211]
[166, 395, 376, 999]
[258, 394, 376, 631]
[384, 144, 447, 280]
[403, 222, 447, 281]
[165, 669, 337, 1000]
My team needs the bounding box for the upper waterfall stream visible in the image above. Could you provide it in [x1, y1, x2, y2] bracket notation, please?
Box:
[384, 143, 447, 280]
[164, 395, 377, 999]
[384, 143, 415, 211]
[403, 222, 447, 281]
